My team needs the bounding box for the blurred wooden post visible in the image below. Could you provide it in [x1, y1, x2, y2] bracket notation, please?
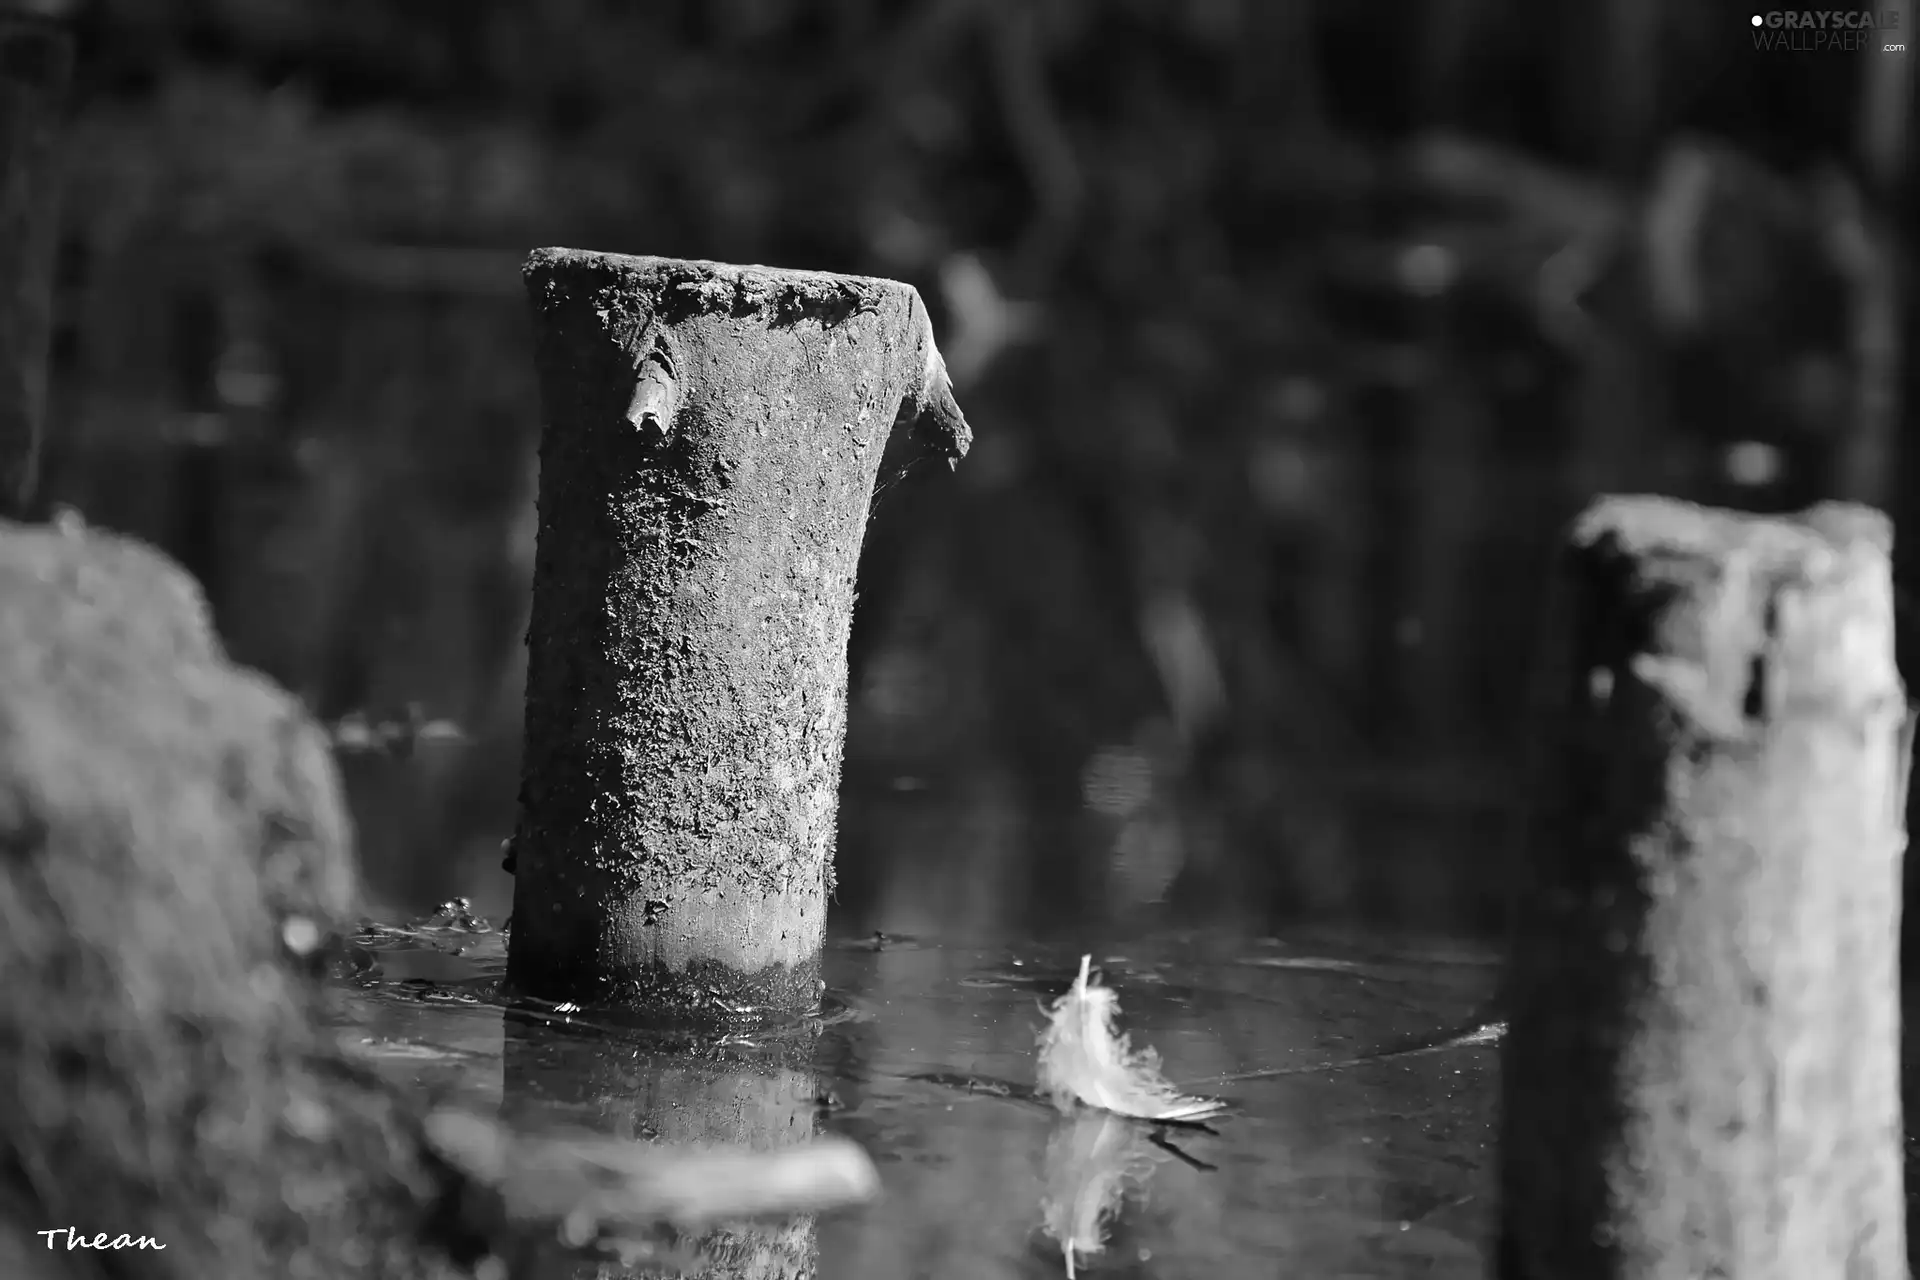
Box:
[508, 249, 969, 1011]
[1834, 0, 1908, 511]
[1500, 496, 1909, 1279]
[0, 2, 73, 517]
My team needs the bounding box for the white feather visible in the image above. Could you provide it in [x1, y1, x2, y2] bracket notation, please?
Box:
[1035, 955, 1227, 1124]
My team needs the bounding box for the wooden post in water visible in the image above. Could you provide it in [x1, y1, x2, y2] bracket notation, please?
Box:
[1499, 496, 1910, 1279]
[0, 3, 74, 517]
[508, 249, 970, 1011]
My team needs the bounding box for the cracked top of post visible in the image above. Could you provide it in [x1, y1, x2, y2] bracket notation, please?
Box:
[521, 246, 971, 465]
[1573, 495, 1893, 571]
[1569, 494, 1898, 719]
[524, 247, 905, 327]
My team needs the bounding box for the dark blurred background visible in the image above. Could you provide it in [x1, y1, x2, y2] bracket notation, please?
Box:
[19, 0, 1913, 941]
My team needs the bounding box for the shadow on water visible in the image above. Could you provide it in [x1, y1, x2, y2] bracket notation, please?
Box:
[333, 900, 1501, 1278]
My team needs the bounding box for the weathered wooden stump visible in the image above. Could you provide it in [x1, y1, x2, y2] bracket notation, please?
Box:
[1499, 496, 1909, 1279]
[0, 5, 73, 517]
[507, 250, 970, 1011]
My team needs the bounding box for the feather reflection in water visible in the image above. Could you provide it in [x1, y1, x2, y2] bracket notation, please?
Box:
[1039, 1110, 1159, 1279]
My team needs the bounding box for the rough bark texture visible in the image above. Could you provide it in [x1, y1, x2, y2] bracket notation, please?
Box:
[0, 14, 72, 517]
[1499, 496, 1908, 1280]
[508, 249, 971, 1011]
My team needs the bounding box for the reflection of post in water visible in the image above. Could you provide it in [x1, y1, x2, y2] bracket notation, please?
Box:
[499, 1014, 831, 1279]
[1499, 497, 1908, 1279]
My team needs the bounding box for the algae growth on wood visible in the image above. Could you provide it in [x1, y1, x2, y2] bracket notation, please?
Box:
[508, 249, 971, 1012]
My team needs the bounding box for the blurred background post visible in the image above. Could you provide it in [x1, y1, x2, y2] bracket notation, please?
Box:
[0, 0, 73, 516]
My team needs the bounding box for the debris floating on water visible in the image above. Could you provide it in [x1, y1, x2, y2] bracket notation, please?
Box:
[1036, 955, 1227, 1124]
[423, 1109, 881, 1233]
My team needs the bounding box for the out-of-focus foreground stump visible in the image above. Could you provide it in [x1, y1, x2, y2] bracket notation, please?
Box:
[508, 250, 971, 1011]
[0, 517, 881, 1277]
[0, 4, 73, 517]
[0, 517, 429, 1280]
[1500, 496, 1909, 1279]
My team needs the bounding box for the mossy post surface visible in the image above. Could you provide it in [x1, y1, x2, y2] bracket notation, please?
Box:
[0, 11, 73, 517]
[509, 249, 970, 1011]
[1499, 497, 1909, 1279]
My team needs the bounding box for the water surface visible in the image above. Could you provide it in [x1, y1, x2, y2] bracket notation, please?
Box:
[335, 911, 1500, 1278]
